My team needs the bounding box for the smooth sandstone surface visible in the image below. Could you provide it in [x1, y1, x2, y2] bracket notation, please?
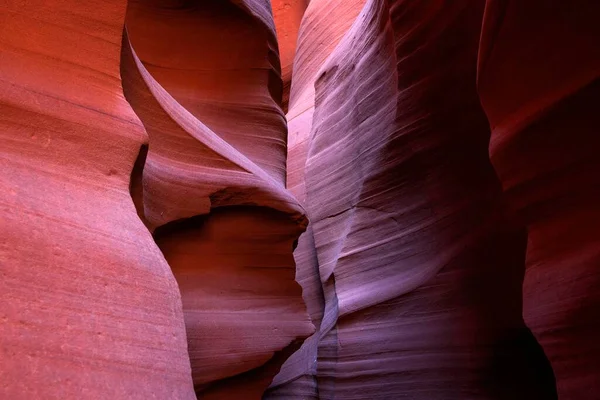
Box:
[1, 0, 599, 398]
[122, 1, 314, 396]
[0, 1, 195, 398]
[286, 0, 368, 330]
[127, 0, 287, 184]
[266, 1, 368, 395]
[271, 0, 310, 110]
[2, 0, 314, 398]
[478, 1, 600, 397]
[271, 0, 558, 398]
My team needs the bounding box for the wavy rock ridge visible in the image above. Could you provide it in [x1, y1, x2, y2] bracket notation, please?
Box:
[271, 0, 599, 398]
[2, 0, 313, 398]
[122, 0, 314, 397]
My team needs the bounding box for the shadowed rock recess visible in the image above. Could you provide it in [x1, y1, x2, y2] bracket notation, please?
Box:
[1, 0, 598, 399]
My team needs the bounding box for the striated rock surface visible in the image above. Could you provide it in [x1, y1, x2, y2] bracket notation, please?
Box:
[126, 0, 287, 184]
[266, 1, 368, 396]
[2, 0, 599, 398]
[0, 1, 195, 398]
[271, 0, 559, 398]
[122, 0, 314, 396]
[286, 0, 367, 347]
[478, 1, 600, 397]
[1, 0, 314, 398]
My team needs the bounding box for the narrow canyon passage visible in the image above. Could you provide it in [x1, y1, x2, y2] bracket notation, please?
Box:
[1, 0, 599, 399]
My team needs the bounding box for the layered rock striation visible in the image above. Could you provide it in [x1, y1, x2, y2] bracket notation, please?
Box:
[122, 0, 314, 397]
[0, 1, 195, 398]
[271, 0, 559, 398]
[1, 0, 598, 399]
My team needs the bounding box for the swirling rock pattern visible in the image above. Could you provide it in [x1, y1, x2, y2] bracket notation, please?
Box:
[2, 0, 314, 398]
[126, 0, 287, 184]
[122, 0, 314, 397]
[1, 0, 599, 398]
[271, 0, 559, 398]
[266, 2, 368, 396]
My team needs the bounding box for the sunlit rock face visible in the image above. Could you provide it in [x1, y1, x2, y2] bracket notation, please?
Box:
[1, 0, 599, 399]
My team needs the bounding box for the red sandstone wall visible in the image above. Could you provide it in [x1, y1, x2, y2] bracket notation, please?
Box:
[121, 1, 314, 396]
[272, 0, 310, 110]
[0, 1, 195, 398]
[1, 0, 598, 399]
[1, 0, 313, 399]
[478, 1, 600, 397]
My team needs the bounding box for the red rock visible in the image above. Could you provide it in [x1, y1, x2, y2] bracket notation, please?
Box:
[121, 1, 314, 395]
[2, 0, 599, 398]
[126, 0, 287, 184]
[0, 0, 194, 398]
[271, 0, 310, 110]
[478, 1, 600, 397]
[155, 208, 309, 397]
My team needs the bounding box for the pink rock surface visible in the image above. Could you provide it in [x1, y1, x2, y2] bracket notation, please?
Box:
[266, 1, 367, 394]
[1, 0, 313, 398]
[271, 0, 560, 397]
[121, 1, 314, 395]
[126, 0, 287, 184]
[0, 1, 195, 398]
[2, 0, 599, 398]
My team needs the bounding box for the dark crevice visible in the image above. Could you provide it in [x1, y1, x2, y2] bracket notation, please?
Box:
[129, 144, 150, 229]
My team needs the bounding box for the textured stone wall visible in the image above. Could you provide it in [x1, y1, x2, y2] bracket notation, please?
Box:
[1, 0, 598, 399]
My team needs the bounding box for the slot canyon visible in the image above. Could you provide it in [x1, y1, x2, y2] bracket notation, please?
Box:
[1, 0, 599, 399]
